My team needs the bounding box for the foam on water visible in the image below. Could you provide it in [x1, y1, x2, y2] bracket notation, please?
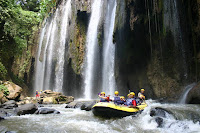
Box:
[1, 101, 200, 133]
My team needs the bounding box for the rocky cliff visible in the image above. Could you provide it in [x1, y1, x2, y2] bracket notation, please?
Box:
[9, 0, 200, 102]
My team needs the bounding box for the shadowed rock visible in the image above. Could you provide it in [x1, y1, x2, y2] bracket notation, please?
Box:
[2, 100, 18, 109]
[15, 104, 37, 115]
[150, 107, 175, 118]
[35, 108, 60, 114]
[80, 101, 96, 111]
[155, 117, 164, 128]
[0, 109, 8, 120]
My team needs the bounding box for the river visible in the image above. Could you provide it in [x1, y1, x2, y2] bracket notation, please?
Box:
[0, 100, 200, 133]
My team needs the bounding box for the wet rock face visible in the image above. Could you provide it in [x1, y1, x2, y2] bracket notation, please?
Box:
[0, 109, 8, 120]
[75, 0, 91, 13]
[35, 108, 60, 114]
[66, 100, 97, 111]
[1, 100, 18, 109]
[15, 104, 37, 116]
[155, 117, 164, 128]
[150, 107, 174, 118]
[187, 83, 200, 104]
[80, 101, 96, 111]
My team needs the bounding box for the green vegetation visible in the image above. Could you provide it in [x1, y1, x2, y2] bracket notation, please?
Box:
[0, 0, 57, 81]
[0, 62, 8, 80]
[0, 84, 9, 96]
[39, 0, 57, 19]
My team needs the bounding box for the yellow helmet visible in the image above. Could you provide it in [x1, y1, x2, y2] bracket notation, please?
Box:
[120, 96, 125, 99]
[101, 92, 105, 95]
[114, 91, 119, 95]
[129, 92, 135, 96]
[141, 89, 145, 91]
[36, 90, 38, 91]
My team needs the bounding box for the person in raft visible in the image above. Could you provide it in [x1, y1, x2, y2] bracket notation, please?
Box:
[125, 92, 138, 108]
[99, 92, 110, 102]
[113, 91, 121, 104]
[138, 88, 145, 100]
[36, 90, 40, 98]
[117, 96, 126, 105]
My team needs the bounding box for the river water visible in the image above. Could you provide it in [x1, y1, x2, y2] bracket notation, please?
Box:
[1, 100, 200, 133]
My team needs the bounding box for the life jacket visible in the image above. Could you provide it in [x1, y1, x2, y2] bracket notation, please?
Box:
[117, 100, 125, 105]
[114, 96, 121, 104]
[125, 98, 133, 106]
[126, 98, 137, 106]
[100, 97, 109, 102]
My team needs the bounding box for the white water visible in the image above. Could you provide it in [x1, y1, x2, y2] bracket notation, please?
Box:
[34, 0, 72, 93]
[34, 24, 46, 92]
[34, 19, 53, 93]
[102, 0, 117, 95]
[55, 0, 71, 93]
[1, 100, 200, 133]
[83, 0, 103, 99]
[44, 10, 58, 91]
[179, 83, 196, 104]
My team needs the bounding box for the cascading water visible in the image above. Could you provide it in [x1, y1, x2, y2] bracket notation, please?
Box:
[102, 0, 117, 95]
[34, 0, 72, 93]
[55, 0, 71, 93]
[83, 0, 103, 99]
[179, 83, 196, 104]
[43, 10, 58, 91]
[34, 20, 54, 93]
[1, 100, 200, 132]
[33, 24, 46, 93]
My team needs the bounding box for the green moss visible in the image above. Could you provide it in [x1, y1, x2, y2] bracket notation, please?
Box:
[19, 50, 31, 75]
[0, 62, 8, 80]
[0, 84, 9, 96]
[71, 17, 87, 75]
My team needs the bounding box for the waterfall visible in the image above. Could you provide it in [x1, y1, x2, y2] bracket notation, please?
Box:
[34, 0, 71, 93]
[102, 0, 117, 95]
[83, 0, 103, 99]
[55, 0, 71, 93]
[179, 83, 196, 104]
[33, 24, 46, 93]
[43, 10, 58, 91]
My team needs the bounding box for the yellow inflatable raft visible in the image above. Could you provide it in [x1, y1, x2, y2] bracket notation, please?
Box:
[92, 102, 147, 118]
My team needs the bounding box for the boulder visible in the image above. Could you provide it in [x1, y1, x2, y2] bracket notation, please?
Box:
[55, 96, 74, 104]
[150, 107, 174, 118]
[43, 97, 56, 104]
[66, 100, 97, 110]
[37, 90, 74, 104]
[4, 81, 22, 100]
[41, 90, 62, 97]
[15, 104, 37, 115]
[3, 100, 16, 105]
[0, 91, 8, 104]
[0, 91, 3, 102]
[80, 101, 96, 111]
[65, 101, 85, 108]
[0, 109, 8, 120]
[155, 117, 164, 128]
[35, 108, 60, 114]
[0, 100, 18, 109]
